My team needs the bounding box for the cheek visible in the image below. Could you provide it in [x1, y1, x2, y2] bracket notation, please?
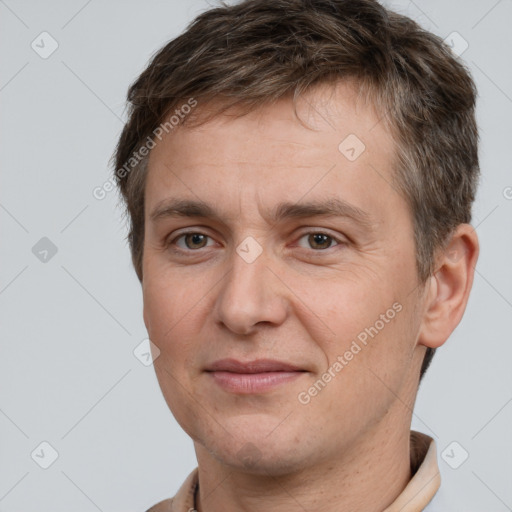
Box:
[335, 298, 418, 410]
[144, 275, 209, 434]
[309, 278, 412, 381]
[299, 276, 395, 345]
[143, 268, 202, 336]
[301, 301, 415, 436]
[143, 277, 207, 390]
[152, 357, 206, 442]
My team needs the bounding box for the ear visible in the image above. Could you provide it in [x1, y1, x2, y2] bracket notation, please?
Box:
[417, 224, 479, 349]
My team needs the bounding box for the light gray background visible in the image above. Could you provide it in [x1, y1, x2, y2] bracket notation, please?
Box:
[1, 0, 511, 510]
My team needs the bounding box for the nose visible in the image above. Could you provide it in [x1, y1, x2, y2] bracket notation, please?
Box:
[212, 246, 288, 336]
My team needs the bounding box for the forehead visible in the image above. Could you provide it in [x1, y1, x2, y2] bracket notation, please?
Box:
[145, 82, 400, 225]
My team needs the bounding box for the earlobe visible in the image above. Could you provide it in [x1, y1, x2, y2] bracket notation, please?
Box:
[417, 224, 479, 349]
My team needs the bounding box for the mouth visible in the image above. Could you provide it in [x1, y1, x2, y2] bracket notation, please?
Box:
[204, 358, 307, 394]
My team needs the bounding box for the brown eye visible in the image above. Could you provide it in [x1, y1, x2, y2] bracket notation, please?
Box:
[172, 232, 213, 251]
[184, 233, 208, 249]
[304, 233, 337, 250]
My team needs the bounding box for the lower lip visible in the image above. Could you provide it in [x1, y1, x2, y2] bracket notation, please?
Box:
[208, 371, 304, 393]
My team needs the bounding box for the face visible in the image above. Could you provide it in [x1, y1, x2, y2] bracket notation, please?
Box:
[142, 82, 427, 475]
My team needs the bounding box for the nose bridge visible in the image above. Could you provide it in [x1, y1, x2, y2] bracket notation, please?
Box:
[213, 240, 286, 334]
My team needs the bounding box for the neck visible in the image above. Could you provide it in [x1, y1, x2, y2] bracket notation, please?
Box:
[194, 412, 413, 512]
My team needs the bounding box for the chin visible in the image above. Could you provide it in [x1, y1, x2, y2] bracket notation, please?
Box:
[225, 445, 309, 477]
[199, 425, 315, 477]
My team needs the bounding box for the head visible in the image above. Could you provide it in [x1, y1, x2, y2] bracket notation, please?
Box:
[113, 0, 479, 473]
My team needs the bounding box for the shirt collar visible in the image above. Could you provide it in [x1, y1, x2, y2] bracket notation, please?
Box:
[383, 430, 441, 511]
[166, 430, 440, 512]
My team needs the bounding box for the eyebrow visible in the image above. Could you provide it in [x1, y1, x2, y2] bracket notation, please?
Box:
[149, 197, 374, 229]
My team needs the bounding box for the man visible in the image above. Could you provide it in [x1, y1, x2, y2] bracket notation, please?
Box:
[112, 0, 480, 510]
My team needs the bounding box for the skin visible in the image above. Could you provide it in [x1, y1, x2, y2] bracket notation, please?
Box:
[142, 82, 479, 512]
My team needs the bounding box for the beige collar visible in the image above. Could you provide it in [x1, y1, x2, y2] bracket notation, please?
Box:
[383, 431, 441, 511]
[147, 430, 440, 512]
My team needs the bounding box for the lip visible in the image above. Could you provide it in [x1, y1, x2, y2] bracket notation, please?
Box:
[205, 358, 307, 394]
[205, 358, 304, 373]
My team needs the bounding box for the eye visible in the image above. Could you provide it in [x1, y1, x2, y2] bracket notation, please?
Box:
[296, 232, 343, 250]
[167, 230, 345, 254]
[171, 232, 215, 251]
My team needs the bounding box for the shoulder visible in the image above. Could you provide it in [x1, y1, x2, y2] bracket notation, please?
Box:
[144, 498, 174, 512]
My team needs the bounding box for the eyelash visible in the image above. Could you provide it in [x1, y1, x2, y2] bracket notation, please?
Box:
[166, 230, 346, 254]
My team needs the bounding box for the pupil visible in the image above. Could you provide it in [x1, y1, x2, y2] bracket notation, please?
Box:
[311, 233, 330, 249]
[188, 234, 205, 248]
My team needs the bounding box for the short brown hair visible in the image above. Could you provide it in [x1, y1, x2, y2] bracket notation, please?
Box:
[112, 0, 479, 380]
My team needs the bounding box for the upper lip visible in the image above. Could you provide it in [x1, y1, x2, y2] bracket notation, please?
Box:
[205, 358, 305, 373]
